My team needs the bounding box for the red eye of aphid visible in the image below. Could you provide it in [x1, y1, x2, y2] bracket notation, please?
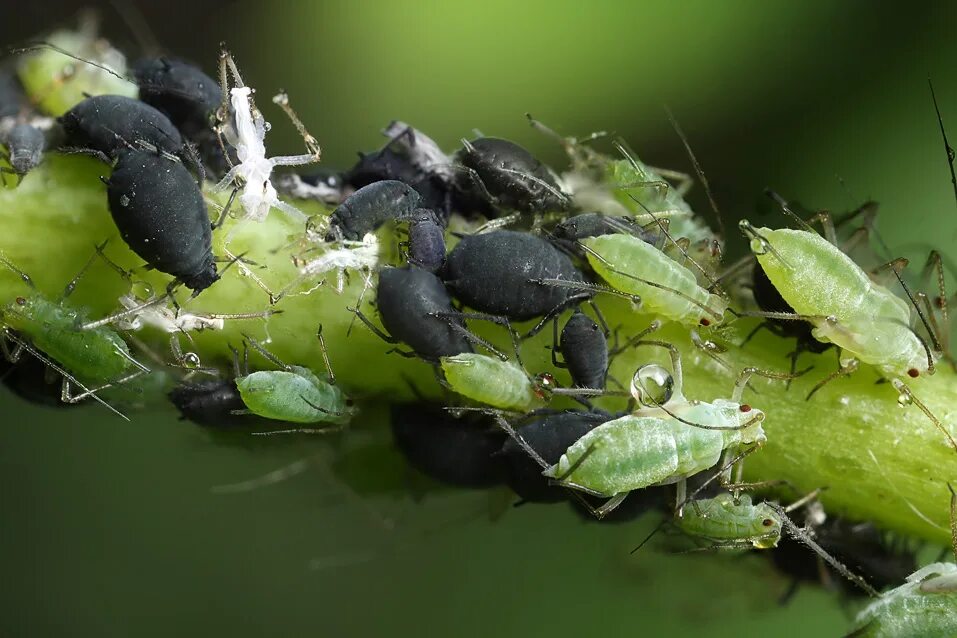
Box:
[907, 368, 920, 378]
[699, 318, 711, 327]
[15, 297, 26, 306]
[762, 519, 774, 527]
[739, 404, 752, 413]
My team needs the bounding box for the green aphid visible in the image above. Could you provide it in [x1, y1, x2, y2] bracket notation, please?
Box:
[582, 233, 728, 327]
[0, 249, 147, 418]
[673, 492, 783, 550]
[16, 23, 136, 117]
[235, 332, 355, 428]
[439, 353, 548, 413]
[543, 340, 779, 518]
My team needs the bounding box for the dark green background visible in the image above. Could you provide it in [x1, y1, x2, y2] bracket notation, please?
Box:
[2, 2, 956, 636]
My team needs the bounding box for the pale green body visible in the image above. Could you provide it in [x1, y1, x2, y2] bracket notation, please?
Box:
[851, 563, 957, 637]
[236, 366, 354, 425]
[673, 493, 781, 549]
[2, 295, 132, 384]
[440, 353, 543, 412]
[544, 399, 763, 497]
[583, 234, 727, 326]
[751, 227, 928, 376]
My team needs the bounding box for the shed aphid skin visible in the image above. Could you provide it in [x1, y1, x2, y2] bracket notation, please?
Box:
[846, 485, 957, 637]
[234, 329, 355, 431]
[270, 232, 379, 303]
[212, 45, 321, 223]
[536, 341, 801, 518]
[274, 169, 346, 206]
[739, 211, 957, 452]
[0, 248, 149, 420]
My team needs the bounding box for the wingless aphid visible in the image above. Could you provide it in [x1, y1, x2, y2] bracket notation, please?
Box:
[213, 45, 322, 223]
[739, 213, 957, 452]
[0, 249, 148, 419]
[519, 341, 790, 518]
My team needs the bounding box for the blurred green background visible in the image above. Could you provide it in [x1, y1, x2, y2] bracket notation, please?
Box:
[2, 2, 957, 636]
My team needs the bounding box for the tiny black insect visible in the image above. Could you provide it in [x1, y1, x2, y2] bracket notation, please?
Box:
[455, 137, 568, 215]
[390, 403, 505, 488]
[501, 409, 612, 503]
[345, 145, 452, 221]
[59, 94, 184, 162]
[168, 378, 262, 428]
[442, 230, 588, 335]
[105, 149, 218, 294]
[1, 122, 46, 181]
[0, 347, 80, 409]
[406, 209, 446, 272]
[327, 179, 421, 241]
[552, 308, 609, 392]
[353, 266, 473, 361]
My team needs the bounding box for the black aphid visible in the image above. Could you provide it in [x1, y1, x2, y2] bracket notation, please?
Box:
[391, 403, 505, 488]
[553, 309, 609, 391]
[327, 179, 421, 241]
[406, 209, 446, 272]
[168, 378, 261, 428]
[1, 123, 46, 180]
[59, 94, 184, 161]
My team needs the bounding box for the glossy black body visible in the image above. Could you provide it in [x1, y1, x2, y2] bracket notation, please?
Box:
[559, 310, 608, 389]
[0, 353, 76, 409]
[328, 180, 421, 241]
[168, 378, 258, 428]
[443, 230, 586, 320]
[406, 209, 446, 272]
[345, 147, 451, 221]
[390, 403, 505, 488]
[107, 150, 217, 292]
[59, 95, 184, 160]
[132, 57, 220, 135]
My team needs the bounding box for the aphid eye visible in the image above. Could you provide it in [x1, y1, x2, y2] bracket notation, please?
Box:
[907, 368, 920, 378]
[632, 364, 674, 407]
[14, 297, 26, 306]
[762, 518, 774, 527]
[536, 373, 558, 390]
[345, 399, 355, 407]
[739, 404, 752, 413]
[699, 317, 711, 327]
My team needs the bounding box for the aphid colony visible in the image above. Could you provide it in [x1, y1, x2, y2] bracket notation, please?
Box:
[2, 25, 956, 635]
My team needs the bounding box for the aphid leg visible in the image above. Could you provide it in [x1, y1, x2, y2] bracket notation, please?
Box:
[689, 329, 733, 373]
[449, 311, 525, 366]
[949, 482, 957, 562]
[253, 423, 348, 437]
[314, 325, 336, 385]
[271, 92, 321, 162]
[805, 355, 860, 400]
[243, 334, 292, 372]
[530, 277, 642, 309]
[768, 502, 880, 598]
[78, 294, 171, 330]
[608, 320, 662, 359]
[929, 79, 957, 216]
[663, 106, 723, 238]
[470, 212, 522, 235]
[919, 250, 953, 367]
[732, 365, 810, 403]
[891, 378, 957, 452]
[550, 315, 567, 369]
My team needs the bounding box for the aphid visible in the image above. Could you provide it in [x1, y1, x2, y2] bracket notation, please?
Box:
[739, 214, 957, 451]
[501, 409, 613, 503]
[848, 485, 957, 637]
[274, 169, 347, 207]
[454, 136, 569, 215]
[58, 94, 184, 161]
[353, 266, 473, 361]
[1, 121, 46, 182]
[441, 230, 590, 336]
[440, 352, 553, 412]
[580, 233, 728, 327]
[551, 212, 654, 243]
[0, 346, 82, 409]
[106, 149, 219, 295]
[551, 308, 610, 392]
[326, 179, 421, 241]
[405, 208, 446, 272]
[531, 341, 784, 517]
[168, 377, 263, 428]
[0, 249, 148, 418]
[235, 332, 355, 429]
[671, 492, 784, 550]
[390, 403, 505, 488]
[213, 46, 322, 222]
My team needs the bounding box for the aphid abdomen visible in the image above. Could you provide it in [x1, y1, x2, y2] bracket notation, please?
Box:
[561, 312, 608, 389]
[440, 353, 540, 412]
[752, 228, 869, 319]
[236, 368, 352, 425]
[852, 563, 957, 636]
[107, 151, 218, 292]
[675, 494, 781, 548]
[546, 416, 724, 497]
[328, 180, 421, 241]
[59, 95, 184, 160]
[582, 234, 723, 325]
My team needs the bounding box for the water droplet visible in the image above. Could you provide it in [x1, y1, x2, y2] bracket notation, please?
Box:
[119, 194, 130, 207]
[182, 352, 202, 369]
[897, 392, 912, 407]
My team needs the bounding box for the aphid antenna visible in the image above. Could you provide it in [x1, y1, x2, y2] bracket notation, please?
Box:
[664, 105, 726, 240]
[877, 259, 945, 356]
[732, 365, 811, 404]
[865, 448, 951, 533]
[575, 239, 725, 321]
[608, 320, 662, 358]
[0, 252, 36, 289]
[530, 277, 642, 308]
[890, 378, 957, 452]
[768, 502, 881, 598]
[928, 79, 957, 219]
[738, 219, 793, 269]
[10, 42, 126, 81]
[764, 188, 825, 234]
[344, 269, 377, 337]
[1, 328, 129, 420]
[79, 293, 170, 330]
[948, 481, 957, 561]
[496, 166, 571, 205]
[611, 140, 674, 198]
[430, 314, 508, 361]
[241, 333, 292, 372]
[805, 358, 859, 401]
[314, 324, 335, 385]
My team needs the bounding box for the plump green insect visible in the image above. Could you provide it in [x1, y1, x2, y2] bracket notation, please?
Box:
[0, 249, 147, 418]
[536, 340, 789, 518]
[672, 492, 783, 550]
[740, 213, 957, 452]
[848, 485, 957, 637]
[440, 352, 551, 412]
[234, 330, 355, 429]
[582, 233, 728, 327]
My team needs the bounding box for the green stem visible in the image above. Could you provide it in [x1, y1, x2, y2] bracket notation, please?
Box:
[1, 155, 955, 544]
